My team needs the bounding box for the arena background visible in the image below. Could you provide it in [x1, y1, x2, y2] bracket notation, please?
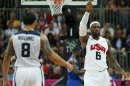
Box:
[0, 0, 130, 86]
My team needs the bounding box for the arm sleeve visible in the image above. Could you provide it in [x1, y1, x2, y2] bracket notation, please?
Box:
[79, 12, 90, 36]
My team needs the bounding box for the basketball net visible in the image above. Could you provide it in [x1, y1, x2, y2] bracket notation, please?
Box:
[47, 0, 65, 15]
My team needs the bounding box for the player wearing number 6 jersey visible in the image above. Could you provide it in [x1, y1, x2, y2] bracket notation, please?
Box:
[2, 12, 73, 86]
[79, 1, 125, 86]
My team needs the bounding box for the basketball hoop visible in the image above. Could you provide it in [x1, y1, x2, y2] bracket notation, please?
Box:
[47, 0, 65, 16]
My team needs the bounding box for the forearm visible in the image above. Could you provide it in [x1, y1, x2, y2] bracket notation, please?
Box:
[79, 12, 90, 37]
[109, 56, 124, 73]
[49, 52, 67, 67]
[2, 56, 11, 81]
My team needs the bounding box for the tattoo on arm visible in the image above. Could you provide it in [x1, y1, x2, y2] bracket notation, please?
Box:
[41, 34, 53, 57]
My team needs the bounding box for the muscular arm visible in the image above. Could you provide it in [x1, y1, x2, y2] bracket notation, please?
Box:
[107, 39, 124, 74]
[79, 2, 93, 49]
[2, 36, 15, 81]
[40, 34, 69, 68]
[79, 12, 90, 49]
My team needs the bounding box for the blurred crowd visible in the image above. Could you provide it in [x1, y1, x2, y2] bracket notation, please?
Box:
[0, 0, 130, 84]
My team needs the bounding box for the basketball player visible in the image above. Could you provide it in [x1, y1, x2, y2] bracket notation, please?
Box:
[2, 12, 73, 86]
[79, 1, 125, 86]
[67, 46, 84, 86]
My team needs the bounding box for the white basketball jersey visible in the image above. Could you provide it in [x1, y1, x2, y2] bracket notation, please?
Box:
[12, 30, 41, 67]
[84, 36, 108, 71]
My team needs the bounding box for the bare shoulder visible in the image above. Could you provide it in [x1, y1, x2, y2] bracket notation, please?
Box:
[40, 33, 53, 56]
[40, 33, 48, 41]
[40, 33, 49, 48]
[106, 39, 111, 47]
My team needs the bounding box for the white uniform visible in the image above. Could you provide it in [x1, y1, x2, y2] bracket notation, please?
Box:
[12, 30, 44, 86]
[84, 36, 111, 86]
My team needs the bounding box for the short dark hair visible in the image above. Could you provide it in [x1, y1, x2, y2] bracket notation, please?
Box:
[23, 12, 36, 25]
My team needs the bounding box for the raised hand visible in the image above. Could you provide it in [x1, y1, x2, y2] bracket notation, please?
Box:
[86, 1, 93, 12]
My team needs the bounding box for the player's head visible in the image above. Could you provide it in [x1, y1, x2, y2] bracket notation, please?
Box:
[72, 46, 81, 57]
[89, 21, 100, 37]
[23, 12, 36, 27]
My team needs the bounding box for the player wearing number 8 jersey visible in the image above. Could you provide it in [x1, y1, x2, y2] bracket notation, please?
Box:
[2, 12, 73, 86]
[79, 1, 125, 86]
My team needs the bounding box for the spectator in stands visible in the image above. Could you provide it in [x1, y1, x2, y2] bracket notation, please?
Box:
[112, 29, 126, 68]
[45, 21, 60, 39]
[57, 43, 67, 61]
[67, 46, 84, 86]
[47, 33, 57, 47]
[35, 23, 44, 33]
[117, 0, 129, 30]
[37, 14, 48, 31]
[60, 23, 68, 39]
[112, 29, 126, 51]
[48, 66, 63, 79]
[100, 22, 114, 39]
[108, 67, 116, 80]
[4, 20, 18, 50]
[46, 10, 53, 24]
[7, 13, 20, 29]
[105, 0, 117, 23]
[5, 21, 18, 42]
[104, 31, 112, 42]
[115, 23, 126, 37]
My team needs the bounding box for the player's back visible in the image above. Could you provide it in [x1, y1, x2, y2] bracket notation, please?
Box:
[12, 30, 41, 67]
[84, 36, 108, 71]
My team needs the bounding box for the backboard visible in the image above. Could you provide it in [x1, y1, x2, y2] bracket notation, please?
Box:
[21, 0, 97, 6]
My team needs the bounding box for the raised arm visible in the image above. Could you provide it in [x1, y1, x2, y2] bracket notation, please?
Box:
[40, 34, 73, 71]
[79, 2, 93, 48]
[2, 35, 15, 86]
[106, 39, 125, 74]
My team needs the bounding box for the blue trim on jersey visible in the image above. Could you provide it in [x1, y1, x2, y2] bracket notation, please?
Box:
[15, 30, 40, 36]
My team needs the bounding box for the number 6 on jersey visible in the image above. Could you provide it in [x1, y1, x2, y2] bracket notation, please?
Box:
[96, 51, 101, 60]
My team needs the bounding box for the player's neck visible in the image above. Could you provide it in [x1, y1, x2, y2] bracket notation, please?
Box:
[24, 25, 34, 31]
[92, 35, 100, 40]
